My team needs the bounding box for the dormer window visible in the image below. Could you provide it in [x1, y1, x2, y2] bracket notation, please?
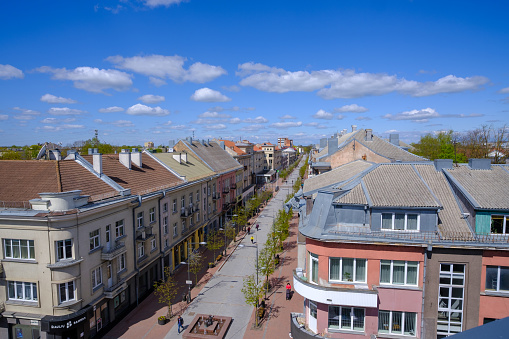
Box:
[491, 215, 509, 234]
[381, 213, 419, 231]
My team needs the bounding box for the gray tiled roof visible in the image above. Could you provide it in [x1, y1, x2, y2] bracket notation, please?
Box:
[304, 160, 373, 194]
[353, 132, 426, 162]
[152, 152, 215, 182]
[445, 165, 509, 210]
[175, 140, 242, 174]
[336, 183, 367, 205]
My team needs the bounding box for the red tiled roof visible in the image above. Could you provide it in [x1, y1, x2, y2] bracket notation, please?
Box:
[219, 140, 246, 155]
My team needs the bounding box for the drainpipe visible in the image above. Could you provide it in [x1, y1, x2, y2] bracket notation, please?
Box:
[158, 190, 166, 281]
[132, 195, 142, 306]
[421, 242, 431, 338]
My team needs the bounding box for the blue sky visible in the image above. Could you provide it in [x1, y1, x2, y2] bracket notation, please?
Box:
[1, 0, 508, 147]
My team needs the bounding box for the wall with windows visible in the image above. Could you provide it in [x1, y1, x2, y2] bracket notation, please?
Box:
[479, 250, 509, 325]
[332, 205, 367, 227]
[371, 209, 437, 232]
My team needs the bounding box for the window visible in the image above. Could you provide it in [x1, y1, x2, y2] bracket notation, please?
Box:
[196, 213, 200, 223]
[381, 213, 419, 231]
[328, 306, 365, 331]
[117, 253, 126, 272]
[485, 266, 509, 292]
[89, 229, 100, 251]
[380, 260, 418, 285]
[149, 207, 156, 223]
[329, 258, 366, 282]
[491, 215, 509, 234]
[173, 222, 178, 237]
[310, 253, 319, 284]
[163, 202, 168, 212]
[181, 195, 185, 208]
[310, 301, 317, 319]
[8, 281, 38, 302]
[92, 267, 102, 289]
[189, 193, 193, 206]
[56, 239, 72, 260]
[378, 310, 416, 336]
[59, 281, 75, 303]
[173, 199, 177, 213]
[137, 212, 144, 228]
[437, 263, 465, 336]
[115, 220, 125, 238]
[151, 238, 156, 251]
[138, 243, 145, 258]
[165, 238, 169, 248]
[4, 239, 35, 260]
[163, 216, 168, 234]
[196, 191, 200, 203]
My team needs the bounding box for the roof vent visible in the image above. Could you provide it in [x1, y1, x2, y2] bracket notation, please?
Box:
[201, 139, 206, 146]
[220, 141, 225, 150]
[389, 134, 400, 146]
[173, 153, 182, 163]
[461, 212, 470, 219]
[49, 149, 62, 161]
[186, 136, 193, 144]
[468, 158, 491, 170]
[365, 129, 373, 141]
[119, 149, 131, 169]
[88, 148, 94, 155]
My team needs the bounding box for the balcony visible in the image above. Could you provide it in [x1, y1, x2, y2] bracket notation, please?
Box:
[180, 207, 191, 218]
[222, 186, 230, 194]
[292, 269, 377, 308]
[223, 203, 230, 211]
[104, 275, 127, 299]
[136, 229, 155, 242]
[101, 241, 127, 261]
[290, 313, 321, 339]
[212, 192, 220, 200]
[47, 258, 84, 269]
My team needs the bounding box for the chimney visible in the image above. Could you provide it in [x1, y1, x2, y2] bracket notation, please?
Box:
[342, 129, 347, 135]
[389, 134, 400, 146]
[119, 149, 131, 169]
[365, 129, 373, 141]
[132, 149, 142, 168]
[327, 138, 338, 155]
[351, 125, 357, 132]
[319, 138, 327, 148]
[49, 149, 62, 161]
[88, 148, 94, 155]
[434, 159, 453, 171]
[220, 141, 225, 150]
[93, 153, 102, 175]
[65, 150, 77, 160]
[181, 152, 188, 163]
[468, 158, 491, 170]
[186, 136, 193, 144]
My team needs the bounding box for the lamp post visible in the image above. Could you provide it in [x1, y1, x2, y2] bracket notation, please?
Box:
[219, 227, 227, 256]
[181, 240, 206, 303]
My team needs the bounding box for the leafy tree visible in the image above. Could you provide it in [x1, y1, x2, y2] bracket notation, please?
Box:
[223, 222, 236, 246]
[241, 274, 264, 327]
[257, 247, 275, 298]
[0, 150, 22, 160]
[206, 229, 224, 262]
[411, 130, 467, 162]
[188, 251, 204, 285]
[153, 267, 178, 318]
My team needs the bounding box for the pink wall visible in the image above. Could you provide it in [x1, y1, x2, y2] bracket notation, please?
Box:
[479, 251, 509, 325]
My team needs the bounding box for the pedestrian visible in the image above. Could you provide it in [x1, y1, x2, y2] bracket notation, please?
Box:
[256, 224, 259, 231]
[177, 315, 184, 334]
[286, 282, 291, 300]
[250, 236, 254, 244]
[247, 226, 251, 234]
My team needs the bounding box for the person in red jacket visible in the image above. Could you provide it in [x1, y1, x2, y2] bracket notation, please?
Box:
[286, 282, 291, 300]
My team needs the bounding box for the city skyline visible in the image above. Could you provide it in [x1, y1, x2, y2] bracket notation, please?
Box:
[1, 0, 508, 146]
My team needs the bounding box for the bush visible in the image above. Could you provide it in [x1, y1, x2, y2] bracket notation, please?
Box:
[158, 316, 166, 321]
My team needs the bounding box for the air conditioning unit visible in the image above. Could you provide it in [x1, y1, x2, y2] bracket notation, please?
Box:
[141, 231, 146, 240]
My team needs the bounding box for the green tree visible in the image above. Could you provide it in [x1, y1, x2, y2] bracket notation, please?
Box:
[188, 251, 204, 285]
[0, 150, 22, 160]
[411, 130, 467, 162]
[153, 267, 178, 318]
[223, 222, 237, 246]
[241, 274, 264, 327]
[206, 229, 224, 262]
[257, 247, 275, 298]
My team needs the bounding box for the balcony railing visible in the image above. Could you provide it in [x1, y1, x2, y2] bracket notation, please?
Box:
[104, 275, 127, 298]
[180, 207, 191, 218]
[101, 241, 126, 261]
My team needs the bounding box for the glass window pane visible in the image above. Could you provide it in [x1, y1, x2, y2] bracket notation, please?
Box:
[59, 284, 66, 302]
[5, 240, 12, 257]
[380, 260, 391, 283]
[453, 264, 464, 273]
[452, 287, 463, 298]
[407, 214, 418, 230]
[24, 283, 31, 300]
[330, 258, 340, 280]
[491, 215, 504, 233]
[407, 262, 418, 285]
[28, 240, 34, 259]
[439, 287, 450, 298]
[342, 258, 354, 281]
[328, 306, 340, 329]
[392, 311, 402, 334]
[393, 261, 405, 284]
[394, 214, 405, 230]
[16, 283, 22, 299]
[20, 240, 28, 259]
[356, 259, 366, 282]
[378, 311, 390, 333]
[500, 267, 509, 291]
[8, 281, 15, 299]
[353, 308, 364, 331]
[404, 313, 416, 335]
[451, 299, 463, 310]
[439, 298, 449, 308]
[441, 264, 451, 273]
[12, 239, 20, 258]
[68, 281, 74, 300]
[440, 274, 451, 285]
[382, 214, 392, 229]
[341, 308, 351, 329]
[33, 284, 37, 301]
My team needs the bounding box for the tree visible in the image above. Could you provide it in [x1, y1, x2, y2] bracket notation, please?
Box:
[206, 229, 224, 262]
[188, 251, 204, 285]
[411, 130, 467, 162]
[0, 150, 22, 160]
[223, 222, 236, 246]
[153, 267, 178, 318]
[241, 274, 264, 327]
[257, 247, 275, 298]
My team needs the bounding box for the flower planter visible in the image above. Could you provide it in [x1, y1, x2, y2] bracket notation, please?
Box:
[158, 317, 166, 325]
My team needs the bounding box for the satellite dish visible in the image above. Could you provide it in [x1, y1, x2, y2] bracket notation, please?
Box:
[36, 144, 47, 160]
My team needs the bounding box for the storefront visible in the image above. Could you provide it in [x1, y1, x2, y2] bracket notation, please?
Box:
[41, 306, 91, 339]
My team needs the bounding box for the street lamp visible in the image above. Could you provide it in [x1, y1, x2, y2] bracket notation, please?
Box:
[181, 241, 206, 303]
[219, 227, 227, 256]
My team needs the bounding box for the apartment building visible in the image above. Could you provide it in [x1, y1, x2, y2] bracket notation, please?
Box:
[235, 140, 265, 185]
[291, 159, 509, 339]
[277, 137, 293, 149]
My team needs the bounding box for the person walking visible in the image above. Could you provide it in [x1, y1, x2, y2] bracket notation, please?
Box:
[286, 282, 291, 300]
[256, 224, 259, 231]
[250, 236, 254, 244]
[247, 226, 251, 234]
[177, 315, 184, 334]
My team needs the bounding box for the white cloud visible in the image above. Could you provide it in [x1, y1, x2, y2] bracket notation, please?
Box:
[498, 87, 509, 94]
[238, 62, 488, 99]
[312, 109, 334, 120]
[383, 108, 440, 122]
[0, 114, 8, 120]
[37, 124, 85, 132]
[204, 124, 227, 130]
[149, 77, 167, 87]
[355, 116, 372, 121]
[40, 94, 77, 104]
[170, 125, 186, 130]
[143, 0, 185, 8]
[304, 122, 327, 129]
[0, 64, 24, 79]
[334, 104, 368, 113]
[280, 114, 296, 120]
[138, 94, 165, 104]
[270, 121, 303, 129]
[112, 120, 135, 127]
[199, 111, 231, 118]
[230, 118, 242, 124]
[238, 124, 266, 131]
[48, 107, 85, 116]
[244, 116, 268, 124]
[13, 107, 40, 115]
[126, 103, 170, 116]
[107, 54, 226, 84]
[36, 66, 132, 94]
[99, 106, 124, 113]
[191, 88, 231, 102]
[163, 120, 173, 126]
[41, 117, 76, 124]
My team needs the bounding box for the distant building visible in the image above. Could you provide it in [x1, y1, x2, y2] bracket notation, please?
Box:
[144, 141, 154, 148]
[278, 137, 293, 148]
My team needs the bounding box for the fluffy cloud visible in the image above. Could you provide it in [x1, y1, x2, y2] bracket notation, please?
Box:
[99, 106, 124, 113]
[383, 108, 483, 123]
[203, 124, 227, 130]
[112, 120, 135, 127]
[244, 116, 268, 124]
[37, 124, 85, 132]
[280, 114, 296, 120]
[237, 62, 488, 99]
[0, 64, 24, 79]
[36, 66, 132, 94]
[138, 94, 165, 104]
[312, 109, 333, 120]
[126, 103, 170, 116]
[334, 104, 368, 113]
[0, 114, 8, 120]
[230, 118, 242, 124]
[41, 117, 76, 124]
[107, 55, 226, 84]
[40, 94, 77, 104]
[143, 0, 185, 8]
[48, 107, 85, 116]
[13, 107, 40, 116]
[270, 121, 302, 129]
[304, 122, 327, 129]
[498, 87, 509, 94]
[355, 116, 372, 121]
[190, 88, 231, 102]
[199, 111, 231, 118]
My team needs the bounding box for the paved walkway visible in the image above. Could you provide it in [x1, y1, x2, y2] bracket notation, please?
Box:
[103, 156, 306, 339]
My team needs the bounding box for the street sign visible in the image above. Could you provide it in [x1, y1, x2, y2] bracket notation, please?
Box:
[186, 280, 192, 285]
